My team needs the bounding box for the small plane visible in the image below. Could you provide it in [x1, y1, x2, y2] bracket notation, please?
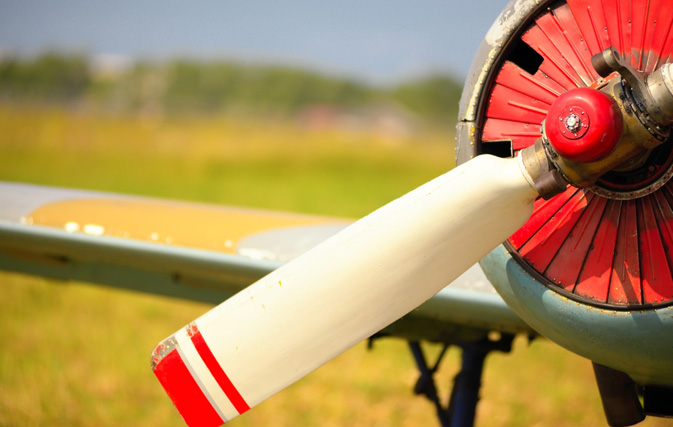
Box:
[2, 0, 673, 426]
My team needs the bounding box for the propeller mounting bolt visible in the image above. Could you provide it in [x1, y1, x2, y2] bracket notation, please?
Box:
[564, 113, 583, 133]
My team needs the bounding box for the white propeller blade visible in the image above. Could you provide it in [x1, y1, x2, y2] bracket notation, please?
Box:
[152, 154, 539, 426]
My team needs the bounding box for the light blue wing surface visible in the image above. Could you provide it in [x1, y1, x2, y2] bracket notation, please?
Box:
[0, 181, 534, 342]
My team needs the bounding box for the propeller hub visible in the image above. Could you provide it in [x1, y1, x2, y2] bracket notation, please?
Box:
[545, 88, 622, 163]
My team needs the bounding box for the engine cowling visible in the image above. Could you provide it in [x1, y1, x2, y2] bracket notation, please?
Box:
[456, 0, 673, 420]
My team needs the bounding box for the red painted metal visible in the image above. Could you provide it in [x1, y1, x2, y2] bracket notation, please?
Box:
[518, 190, 592, 272]
[494, 61, 564, 105]
[545, 196, 608, 291]
[638, 196, 673, 303]
[641, 0, 663, 72]
[660, 3, 673, 67]
[482, 118, 541, 151]
[544, 88, 622, 162]
[648, 0, 673, 71]
[479, 0, 673, 307]
[599, 0, 626, 56]
[485, 84, 550, 124]
[566, 0, 611, 56]
[509, 186, 576, 249]
[574, 200, 622, 301]
[609, 201, 641, 305]
[619, 0, 634, 65]
[630, 0, 651, 70]
[545, 4, 599, 84]
[153, 348, 225, 427]
[522, 25, 583, 89]
[654, 187, 673, 269]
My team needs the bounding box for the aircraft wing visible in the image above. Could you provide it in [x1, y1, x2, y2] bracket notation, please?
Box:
[0, 181, 534, 342]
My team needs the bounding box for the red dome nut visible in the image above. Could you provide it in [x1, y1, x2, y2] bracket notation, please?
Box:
[545, 87, 623, 163]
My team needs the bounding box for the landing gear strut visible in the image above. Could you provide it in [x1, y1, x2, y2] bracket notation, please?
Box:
[408, 334, 515, 427]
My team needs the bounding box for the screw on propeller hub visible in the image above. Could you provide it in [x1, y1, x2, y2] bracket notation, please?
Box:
[544, 88, 622, 163]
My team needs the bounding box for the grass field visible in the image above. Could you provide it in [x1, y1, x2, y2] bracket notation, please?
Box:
[0, 107, 667, 426]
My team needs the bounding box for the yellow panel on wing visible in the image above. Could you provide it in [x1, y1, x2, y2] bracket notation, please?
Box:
[26, 198, 347, 254]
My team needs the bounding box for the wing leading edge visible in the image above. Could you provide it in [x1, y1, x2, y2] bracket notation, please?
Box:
[0, 181, 533, 341]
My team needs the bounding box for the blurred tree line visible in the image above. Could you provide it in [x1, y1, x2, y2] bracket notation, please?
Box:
[0, 53, 462, 126]
[0, 53, 90, 102]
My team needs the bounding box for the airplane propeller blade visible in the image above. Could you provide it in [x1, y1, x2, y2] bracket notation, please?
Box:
[151, 154, 540, 426]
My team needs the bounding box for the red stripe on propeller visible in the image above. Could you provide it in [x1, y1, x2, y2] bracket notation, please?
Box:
[190, 328, 251, 416]
[153, 348, 224, 427]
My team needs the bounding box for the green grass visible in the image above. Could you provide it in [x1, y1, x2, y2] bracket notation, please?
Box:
[0, 107, 665, 426]
[0, 107, 452, 216]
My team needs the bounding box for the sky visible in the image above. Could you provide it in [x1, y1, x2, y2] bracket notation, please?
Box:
[0, 0, 507, 85]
